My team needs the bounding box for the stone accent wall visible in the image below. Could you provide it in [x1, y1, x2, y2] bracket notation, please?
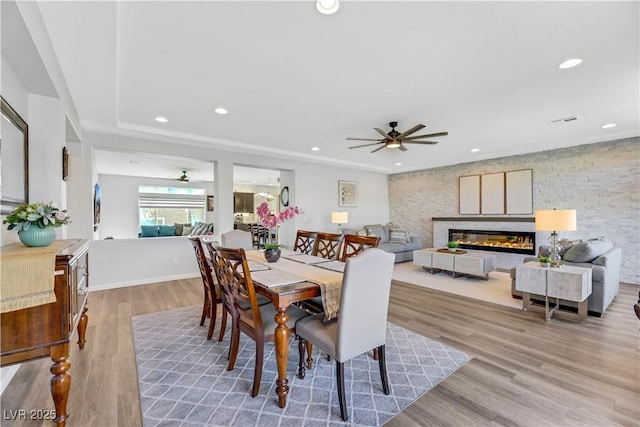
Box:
[388, 137, 640, 284]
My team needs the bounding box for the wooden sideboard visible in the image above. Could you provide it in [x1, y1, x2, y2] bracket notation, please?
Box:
[1, 239, 90, 427]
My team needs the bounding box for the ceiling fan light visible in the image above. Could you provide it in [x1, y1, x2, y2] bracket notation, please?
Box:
[178, 170, 189, 183]
[386, 141, 401, 148]
[316, 0, 339, 15]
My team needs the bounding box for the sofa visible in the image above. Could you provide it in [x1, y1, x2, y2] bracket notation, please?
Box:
[139, 222, 214, 238]
[510, 238, 621, 316]
[342, 223, 422, 263]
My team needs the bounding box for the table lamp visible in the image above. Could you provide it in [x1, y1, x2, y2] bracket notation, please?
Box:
[535, 209, 576, 267]
[331, 211, 348, 231]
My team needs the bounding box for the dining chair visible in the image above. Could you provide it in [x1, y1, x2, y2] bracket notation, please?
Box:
[312, 232, 343, 260]
[295, 248, 395, 421]
[189, 237, 226, 341]
[293, 230, 317, 254]
[221, 229, 253, 250]
[212, 245, 311, 397]
[338, 234, 381, 262]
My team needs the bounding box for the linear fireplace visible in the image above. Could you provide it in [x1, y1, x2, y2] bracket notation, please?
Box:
[448, 229, 536, 255]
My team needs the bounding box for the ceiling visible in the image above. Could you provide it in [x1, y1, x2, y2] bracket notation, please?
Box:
[38, 1, 638, 175]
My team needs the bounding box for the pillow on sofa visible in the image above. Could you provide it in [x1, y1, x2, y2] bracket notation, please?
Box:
[181, 226, 193, 236]
[563, 238, 614, 263]
[365, 224, 389, 243]
[389, 226, 411, 243]
[140, 225, 158, 238]
[174, 223, 191, 236]
[158, 225, 176, 237]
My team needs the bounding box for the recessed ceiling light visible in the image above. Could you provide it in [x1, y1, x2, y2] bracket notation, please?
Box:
[311, 147, 320, 151]
[601, 123, 617, 129]
[252, 180, 257, 183]
[394, 162, 402, 166]
[316, 0, 339, 15]
[214, 107, 228, 115]
[471, 148, 480, 152]
[155, 116, 168, 123]
[559, 58, 583, 69]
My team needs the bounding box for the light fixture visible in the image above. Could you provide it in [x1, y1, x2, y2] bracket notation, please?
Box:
[316, 0, 339, 15]
[394, 162, 402, 166]
[535, 209, 577, 267]
[214, 107, 228, 115]
[311, 147, 320, 151]
[331, 211, 348, 230]
[471, 148, 480, 152]
[155, 116, 168, 123]
[559, 58, 583, 69]
[386, 141, 401, 149]
[602, 123, 617, 129]
[178, 170, 189, 183]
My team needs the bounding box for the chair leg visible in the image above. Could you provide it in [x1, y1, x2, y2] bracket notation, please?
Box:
[251, 341, 264, 397]
[336, 361, 348, 421]
[298, 338, 306, 379]
[377, 345, 390, 395]
[306, 341, 314, 369]
[206, 295, 217, 340]
[227, 325, 240, 371]
[200, 289, 208, 326]
[217, 308, 227, 342]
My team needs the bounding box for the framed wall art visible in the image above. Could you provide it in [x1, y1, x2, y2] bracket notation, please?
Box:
[505, 169, 533, 214]
[207, 195, 215, 212]
[62, 147, 69, 181]
[0, 96, 29, 214]
[338, 180, 358, 207]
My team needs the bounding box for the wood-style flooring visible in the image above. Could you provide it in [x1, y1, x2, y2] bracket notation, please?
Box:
[1, 278, 639, 426]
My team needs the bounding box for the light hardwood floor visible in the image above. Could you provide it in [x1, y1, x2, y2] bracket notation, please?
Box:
[2, 278, 639, 426]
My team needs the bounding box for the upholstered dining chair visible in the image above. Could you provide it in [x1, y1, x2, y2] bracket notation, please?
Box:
[338, 234, 381, 262]
[293, 230, 317, 254]
[212, 245, 311, 397]
[221, 229, 253, 250]
[296, 248, 395, 421]
[189, 237, 226, 341]
[312, 232, 343, 260]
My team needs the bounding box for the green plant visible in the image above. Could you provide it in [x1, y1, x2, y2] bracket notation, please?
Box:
[3, 202, 71, 232]
[263, 242, 282, 250]
[447, 241, 459, 249]
[539, 256, 551, 264]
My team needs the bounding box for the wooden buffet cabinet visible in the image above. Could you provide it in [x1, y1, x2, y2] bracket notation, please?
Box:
[1, 239, 90, 427]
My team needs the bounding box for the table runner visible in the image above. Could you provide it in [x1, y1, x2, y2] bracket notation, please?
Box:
[281, 253, 332, 265]
[1, 239, 78, 313]
[246, 251, 344, 320]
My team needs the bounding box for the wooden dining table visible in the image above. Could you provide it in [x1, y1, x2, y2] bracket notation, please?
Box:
[244, 249, 344, 408]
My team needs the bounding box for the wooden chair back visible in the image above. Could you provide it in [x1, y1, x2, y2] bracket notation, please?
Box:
[338, 234, 381, 262]
[293, 230, 317, 254]
[312, 232, 343, 260]
[188, 237, 222, 340]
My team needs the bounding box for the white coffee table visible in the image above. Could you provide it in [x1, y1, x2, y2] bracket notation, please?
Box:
[515, 262, 592, 322]
[413, 248, 495, 280]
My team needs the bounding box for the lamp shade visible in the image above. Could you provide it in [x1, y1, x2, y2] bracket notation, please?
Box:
[331, 211, 348, 224]
[535, 209, 576, 231]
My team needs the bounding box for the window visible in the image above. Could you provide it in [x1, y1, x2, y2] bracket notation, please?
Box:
[138, 186, 206, 226]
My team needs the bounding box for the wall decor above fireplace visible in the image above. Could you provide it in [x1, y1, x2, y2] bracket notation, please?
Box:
[459, 169, 532, 215]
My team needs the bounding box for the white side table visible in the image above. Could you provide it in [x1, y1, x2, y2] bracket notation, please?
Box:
[515, 262, 592, 322]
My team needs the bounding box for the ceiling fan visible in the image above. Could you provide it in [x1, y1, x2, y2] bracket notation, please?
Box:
[347, 121, 448, 153]
[178, 170, 189, 183]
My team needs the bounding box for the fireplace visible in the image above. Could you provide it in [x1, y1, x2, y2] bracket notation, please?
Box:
[448, 229, 535, 255]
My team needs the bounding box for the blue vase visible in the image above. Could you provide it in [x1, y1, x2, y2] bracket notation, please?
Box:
[18, 226, 56, 247]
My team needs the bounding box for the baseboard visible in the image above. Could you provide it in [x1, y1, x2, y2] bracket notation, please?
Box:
[89, 273, 200, 292]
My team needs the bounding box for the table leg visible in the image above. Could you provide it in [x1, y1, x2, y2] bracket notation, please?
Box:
[50, 343, 70, 427]
[77, 305, 88, 349]
[274, 306, 290, 408]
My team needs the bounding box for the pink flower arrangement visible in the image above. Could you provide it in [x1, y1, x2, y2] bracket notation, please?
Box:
[256, 201, 300, 229]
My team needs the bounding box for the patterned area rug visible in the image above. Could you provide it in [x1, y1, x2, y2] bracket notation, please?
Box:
[132, 305, 470, 427]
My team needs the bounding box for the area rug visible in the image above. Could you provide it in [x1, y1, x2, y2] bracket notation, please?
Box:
[392, 262, 521, 310]
[132, 305, 470, 427]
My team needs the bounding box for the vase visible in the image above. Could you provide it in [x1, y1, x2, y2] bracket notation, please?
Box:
[264, 248, 281, 263]
[448, 248, 457, 252]
[540, 262, 550, 268]
[18, 226, 56, 247]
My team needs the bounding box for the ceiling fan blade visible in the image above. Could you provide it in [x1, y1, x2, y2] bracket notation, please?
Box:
[374, 128, 392, 139]
[403, 131, 449, 140]
[346, 137, 385, 141]
[399, 144, 408, 152]
[402, 140, 439, 145]
[371, 145, 386, 153]
[397, 124, 425, 139]
[349, 142, 384, 149]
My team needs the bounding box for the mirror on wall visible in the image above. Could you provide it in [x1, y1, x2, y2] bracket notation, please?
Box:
[0, 97, 29, 214]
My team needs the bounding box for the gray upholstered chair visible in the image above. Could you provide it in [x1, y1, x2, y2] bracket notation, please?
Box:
[295, 248, 395, 421]
[221, 229, 253, 250]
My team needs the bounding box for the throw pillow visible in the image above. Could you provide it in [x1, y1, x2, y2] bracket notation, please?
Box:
[140, 225, 158, 238]
[174, 223, 191, 236]
[563, 238, 614, 263]
[158, 225, 176, 237]
[389, 227, 411, 243]
[181, 226, 193, 236]
[356, 229, 368, 237]
[365, 224, 388, 243]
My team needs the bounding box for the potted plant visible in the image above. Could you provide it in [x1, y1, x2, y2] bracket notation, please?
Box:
[447, 241, 459, 252]
[3, 201, 71, 247]
[256, 201, 300, 262]
[539, 256, 551, 267]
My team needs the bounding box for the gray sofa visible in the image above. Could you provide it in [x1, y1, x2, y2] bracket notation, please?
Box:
[342, 223, 422, 263]
[510, 238, 621, 316]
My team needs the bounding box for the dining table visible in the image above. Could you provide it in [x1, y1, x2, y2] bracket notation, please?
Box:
[244, 249, 345, 408]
